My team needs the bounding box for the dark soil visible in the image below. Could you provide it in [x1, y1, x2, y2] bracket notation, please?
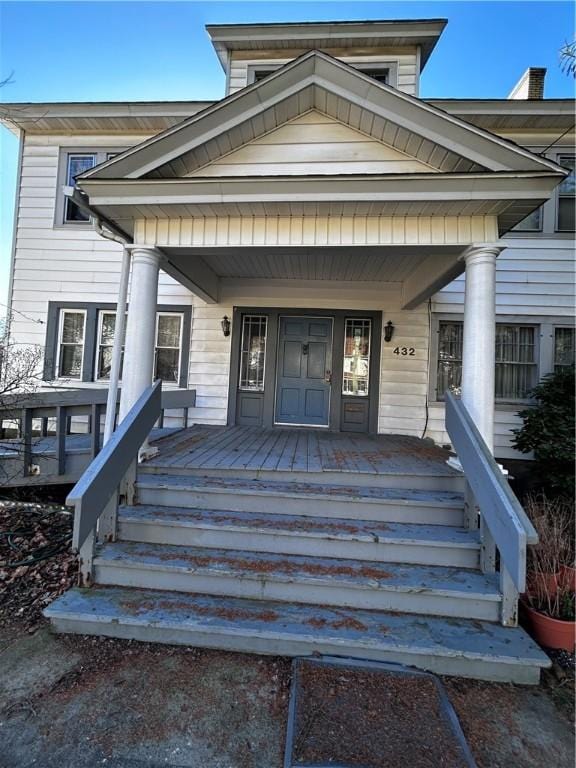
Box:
[0, 501, 77, 638]
[291, 660, 470, 768]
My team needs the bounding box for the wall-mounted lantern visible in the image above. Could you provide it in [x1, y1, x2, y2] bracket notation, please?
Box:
[384, 320, 395, 343]
[221, 316, 231, 337]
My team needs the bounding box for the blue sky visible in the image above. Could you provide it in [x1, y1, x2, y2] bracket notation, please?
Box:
[1, 1, 574, 312]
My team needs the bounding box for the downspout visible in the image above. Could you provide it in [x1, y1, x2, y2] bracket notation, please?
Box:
[92, 219, 131, 446]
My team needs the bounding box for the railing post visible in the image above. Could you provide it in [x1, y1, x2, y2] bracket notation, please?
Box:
[500, 565, 519, 627]
[98, 490, 119, 543]
[91, 403, 102, 458]
[480, 517, 497, 573]
[463, 482, 479, 530]
[55, 405, 67, 475]
[78, 529, 95, 586]
[120, 458, 137, 507]
[21, 408, 32, 477]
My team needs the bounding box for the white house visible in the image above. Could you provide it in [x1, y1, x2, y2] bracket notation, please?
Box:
[1, 19, 574, 682]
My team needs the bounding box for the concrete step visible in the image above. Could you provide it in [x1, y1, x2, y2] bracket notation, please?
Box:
[45, 586, 549, 684]
[135, 474, 465, 527]
[138, 462, 466, 492]
[118, 505, 480, 569]
[93, 542, 500, 621]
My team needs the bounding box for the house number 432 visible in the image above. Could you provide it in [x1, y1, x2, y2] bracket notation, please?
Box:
[393, 346, 415, 356]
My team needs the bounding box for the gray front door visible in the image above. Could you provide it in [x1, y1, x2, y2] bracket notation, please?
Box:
[275, 316, 333, 426]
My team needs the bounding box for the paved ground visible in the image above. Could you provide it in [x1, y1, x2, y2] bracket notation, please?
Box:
[0, 623, 573, 768]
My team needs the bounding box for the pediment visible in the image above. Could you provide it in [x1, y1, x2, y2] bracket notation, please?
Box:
[78, 50, 565, 184]
[184, 111, 440, 178]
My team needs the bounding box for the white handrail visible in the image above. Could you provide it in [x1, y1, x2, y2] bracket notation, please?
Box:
[445, 391, 537, 594]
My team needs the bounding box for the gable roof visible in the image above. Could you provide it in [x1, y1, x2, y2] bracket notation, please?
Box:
[78, 50, 566, 184]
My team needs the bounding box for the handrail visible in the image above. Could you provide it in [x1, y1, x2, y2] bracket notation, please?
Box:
[0, 387, 195, 413]
[68, 380, 162, 552]
[445, 392, 536, 594]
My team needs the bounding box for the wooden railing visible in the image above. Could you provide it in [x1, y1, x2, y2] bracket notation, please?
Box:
[445, 392, 537, 626]
[67, 380, 162, 584]
[0, 386, 195, 483]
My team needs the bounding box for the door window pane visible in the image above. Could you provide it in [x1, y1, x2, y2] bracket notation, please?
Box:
[58, 310, 85, 378]
[342, 319, 371, 396]
[154, 314, 182, 383]
[554, 327, 575, 370]
[64, 154, 96, 222]
[239, 316, 267, 391]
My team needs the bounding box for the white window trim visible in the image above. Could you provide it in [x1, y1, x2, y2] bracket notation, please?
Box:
[154, 311, 184, 385]
[556, 153, 575, 233]
[57, 308, 87, 380]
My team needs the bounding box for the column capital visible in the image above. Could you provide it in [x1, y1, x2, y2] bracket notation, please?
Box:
[460, 243, 505, 264]
[125, 244, 164, 267]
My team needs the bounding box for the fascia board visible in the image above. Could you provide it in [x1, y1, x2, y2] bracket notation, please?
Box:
[79, 172, 563, 206]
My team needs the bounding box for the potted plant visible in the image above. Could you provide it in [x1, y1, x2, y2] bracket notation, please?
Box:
[521, 495, 576, 652]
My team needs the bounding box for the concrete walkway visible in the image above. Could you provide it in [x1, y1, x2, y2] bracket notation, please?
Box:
[0, 625, 573, 768]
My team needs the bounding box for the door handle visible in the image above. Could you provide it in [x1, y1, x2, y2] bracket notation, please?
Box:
[325, 370, 332, 384]
[302, 343, 309, 356]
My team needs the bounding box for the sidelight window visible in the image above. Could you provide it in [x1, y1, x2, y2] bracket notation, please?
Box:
[239, 316, 267, 391]
[342, 318, 371, 396]
[57, 310, 86, 379]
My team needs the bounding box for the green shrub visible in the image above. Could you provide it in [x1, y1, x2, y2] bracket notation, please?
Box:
[513, 366, 575, 498]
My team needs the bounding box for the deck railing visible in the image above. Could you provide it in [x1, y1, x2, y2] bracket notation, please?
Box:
[445, 391, 537, 626]
[67, 380, 163, 584]
[0, 386, 195, 483]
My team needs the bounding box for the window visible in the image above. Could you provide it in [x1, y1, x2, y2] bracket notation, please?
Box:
[64, 154, 96, 222]
[495, 325, 537, 400]
[239, 315, 267, 391]
[342, 318, 371, 396]
[361, 68, 390, 85]
[96, 311, 125, 380]
[437, 321, 463, 398]
[554, 327, 575, 371]
[253, 70, 276, 82]
[154, 313, 183, 383]
[57, 148, 126, 226]
[57, 310, 86, 379]
[436, 321, 537, 401]
[557, 155, 575, 231]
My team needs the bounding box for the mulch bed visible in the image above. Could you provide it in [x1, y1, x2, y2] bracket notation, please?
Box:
[0, 501, 77, 634]
[290, 659, 472, 768]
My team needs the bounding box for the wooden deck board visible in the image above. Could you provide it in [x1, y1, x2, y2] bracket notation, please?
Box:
[145, 425, 461, 479]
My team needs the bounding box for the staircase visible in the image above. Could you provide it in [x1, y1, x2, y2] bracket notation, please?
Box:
[46, 458, 549, 684]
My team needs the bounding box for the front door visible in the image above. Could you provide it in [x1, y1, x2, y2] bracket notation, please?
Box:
[275, 316, 333, 426]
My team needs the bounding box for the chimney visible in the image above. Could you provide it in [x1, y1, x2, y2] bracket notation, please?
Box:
[508, 67, 547, 99]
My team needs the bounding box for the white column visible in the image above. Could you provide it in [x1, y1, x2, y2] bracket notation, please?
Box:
[461, 244, 503, 452]
[119, 247, 161, 422]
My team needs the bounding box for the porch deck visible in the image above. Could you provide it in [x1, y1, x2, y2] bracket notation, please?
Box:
[146, 425, 461, 481]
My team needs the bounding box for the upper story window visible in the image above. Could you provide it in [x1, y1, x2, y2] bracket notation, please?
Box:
[556, 155, 575, 232]
[57, 149, 124, 226]
[360, 68, 390, 85]
[512, 206, 542, 232]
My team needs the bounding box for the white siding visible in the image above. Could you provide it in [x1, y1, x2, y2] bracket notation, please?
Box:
[10, 134, 194, 378]
[228, 52, 418, 95]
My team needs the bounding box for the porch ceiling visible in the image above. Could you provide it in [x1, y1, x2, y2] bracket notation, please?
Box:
[158, 243, 466, 310]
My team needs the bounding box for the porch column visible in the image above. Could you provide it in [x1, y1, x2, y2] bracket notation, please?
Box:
[119, 246, 162, 421]
[461, 244, 503, 452]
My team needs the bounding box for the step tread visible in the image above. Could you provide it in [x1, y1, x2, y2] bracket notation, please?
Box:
[45, 586, 549, 669]
[94, 541, 499, 599]
[136, 474, 464, 507]
[119, 505, 479, 549]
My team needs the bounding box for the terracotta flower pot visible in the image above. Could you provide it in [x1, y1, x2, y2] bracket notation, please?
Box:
[521, 601, 576, 652]
[559, 565, 576, 593]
